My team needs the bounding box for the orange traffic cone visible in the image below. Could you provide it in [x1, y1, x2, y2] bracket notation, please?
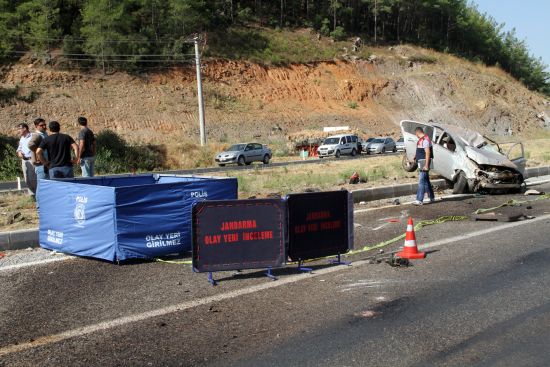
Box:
[396, 217, 425, 259]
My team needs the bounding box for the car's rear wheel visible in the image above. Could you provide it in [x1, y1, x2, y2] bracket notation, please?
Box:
[381, 147, 386, 154]
[262, 154, 270, 164]
[351, 149, 357, 157]
[402, 154, 418, 172]
[393, 147, 397, 153]
[335, 150, 341, 158]
[237, 156, 246, 166]
[245, 162, 252, 165]
[453, 171, 469, 194]
[218, 164, 226, 167]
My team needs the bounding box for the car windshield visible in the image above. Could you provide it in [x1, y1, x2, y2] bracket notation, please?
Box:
[366, 138, 374, 142]
[372, 139, 385, 143]
[397, 138, 404, 142]
[324, 138, 340, 145]
[227, 144, 245, 151]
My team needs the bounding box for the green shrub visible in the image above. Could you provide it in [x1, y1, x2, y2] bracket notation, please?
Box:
[94, 130, 164, 174]
[0, 143, 21, 181]
[408, 54, 438, 64]
[347, 101, 358, 109]
[330, 26, 346, 41]
[320, 18, 331, 36]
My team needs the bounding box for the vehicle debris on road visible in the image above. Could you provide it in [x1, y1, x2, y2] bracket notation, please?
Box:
[524, 189, 545, 196]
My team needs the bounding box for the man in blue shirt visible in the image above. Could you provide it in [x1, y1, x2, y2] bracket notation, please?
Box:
[413, 127, 435, 205]
[16, 123, 37, 195]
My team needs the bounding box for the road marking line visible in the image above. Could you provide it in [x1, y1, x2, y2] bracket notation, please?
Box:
[419, 213, 550, 251]
[0, 256, 72, 272]
[1, 213, 549, 357]
[0, 261, 363, 357]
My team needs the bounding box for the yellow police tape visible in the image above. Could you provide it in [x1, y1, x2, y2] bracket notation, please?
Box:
[474, 193, 550, 214]
[347, 215, 468, 256]
[154, 194, 550, 266]
[155, 258, 192, 265]
[154, 215, 469, 266]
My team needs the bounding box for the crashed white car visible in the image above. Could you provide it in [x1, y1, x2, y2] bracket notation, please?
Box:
[400, 120, 526, 194]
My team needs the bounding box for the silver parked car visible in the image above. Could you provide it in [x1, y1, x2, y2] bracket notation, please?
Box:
[395, 137, 405, 152]
[215, 143, 272, 166]
[400, 120, 526, 193]
[363, 137, 397, 154]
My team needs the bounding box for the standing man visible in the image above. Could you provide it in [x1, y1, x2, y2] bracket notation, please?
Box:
[76, 116, 96, 177]
[412, 126, 435, 205]
[29, 118, 49, 181]
[16, 123, 37, 195]
[37, 121, 79, 179]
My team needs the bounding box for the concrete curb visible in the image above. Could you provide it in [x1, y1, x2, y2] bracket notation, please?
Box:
[525, 166, 550, 178]
[351, 179, 448, 203]
[2, 166, 550, 251]
[0, 228, 39, 251]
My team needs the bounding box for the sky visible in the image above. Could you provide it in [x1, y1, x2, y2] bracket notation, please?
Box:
[473, 0, 550, 71]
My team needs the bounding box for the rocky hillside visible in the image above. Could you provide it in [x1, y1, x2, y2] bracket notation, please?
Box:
[1, 44, 549, 147]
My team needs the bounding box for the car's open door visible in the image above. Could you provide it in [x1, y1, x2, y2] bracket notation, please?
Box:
[484, 136, 527, 175]
[399, 120, 436, 161]
[503, 142, 527, 174]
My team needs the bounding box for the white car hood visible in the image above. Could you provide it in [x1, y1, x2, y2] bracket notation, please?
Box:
[465, 146, 518, 170]
[319, 144, 338, 149]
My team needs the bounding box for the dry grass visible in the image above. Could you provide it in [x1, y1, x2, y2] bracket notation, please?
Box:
[0, 193, 38, 231]
[523, 138, 550, 166]
[2, 138, 550, 232]
[214, 155, 415, 198]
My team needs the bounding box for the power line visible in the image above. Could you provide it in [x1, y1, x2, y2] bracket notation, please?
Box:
[4, 50, 196, 58]
[6, 34, 201, 44]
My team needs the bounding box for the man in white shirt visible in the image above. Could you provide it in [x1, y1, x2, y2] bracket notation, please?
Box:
[16, 123, 37, 195]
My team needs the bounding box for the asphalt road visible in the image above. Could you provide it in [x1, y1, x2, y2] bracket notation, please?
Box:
[0, 152, 399, 191]
[1, 183, 549, 366]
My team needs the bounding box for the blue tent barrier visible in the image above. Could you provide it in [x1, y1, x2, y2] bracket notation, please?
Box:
[37, 174, 238, 262]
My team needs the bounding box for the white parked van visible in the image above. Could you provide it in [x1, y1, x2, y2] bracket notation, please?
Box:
[317, 134, 359, 158]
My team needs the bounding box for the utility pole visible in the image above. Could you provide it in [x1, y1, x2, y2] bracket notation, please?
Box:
[374, 0, 378, 44]
[194, 36, 206, 146]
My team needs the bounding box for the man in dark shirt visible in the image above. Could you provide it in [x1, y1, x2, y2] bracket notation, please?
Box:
[37, 121, 79, 179]
[76, 116, 96, 177]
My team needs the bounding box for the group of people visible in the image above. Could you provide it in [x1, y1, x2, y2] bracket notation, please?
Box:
[16, 117, 96, 196]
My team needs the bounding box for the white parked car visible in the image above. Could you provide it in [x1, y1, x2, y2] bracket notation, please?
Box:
[317, 134, 359, 158]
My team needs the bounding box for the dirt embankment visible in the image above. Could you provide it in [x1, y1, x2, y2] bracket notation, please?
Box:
[1, 45, 549, 146]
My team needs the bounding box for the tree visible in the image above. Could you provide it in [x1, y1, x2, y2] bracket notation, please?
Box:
[16, 0, 62, 52]
[80, 0, 133, 72]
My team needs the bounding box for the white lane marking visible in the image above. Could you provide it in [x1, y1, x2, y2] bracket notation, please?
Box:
[0, 261, 365, 357]
[0, 256, 72, 273]
[2, 214, 549, 356]
[419, 213, 550, 251]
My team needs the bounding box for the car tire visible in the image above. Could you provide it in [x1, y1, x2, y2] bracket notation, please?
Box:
[237, 156, 246, 166]
[393, 147, 397, 153]
[381, 147, 386, 154]
[218, 164, 226, 167]
[453, 171, 469, 194]
[351, 149, 357, 157]
[262, 154, 270, 164]
[335, 150, 341, 158]
[245, 162, 252, 165]
[402, 154, 418, 172]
